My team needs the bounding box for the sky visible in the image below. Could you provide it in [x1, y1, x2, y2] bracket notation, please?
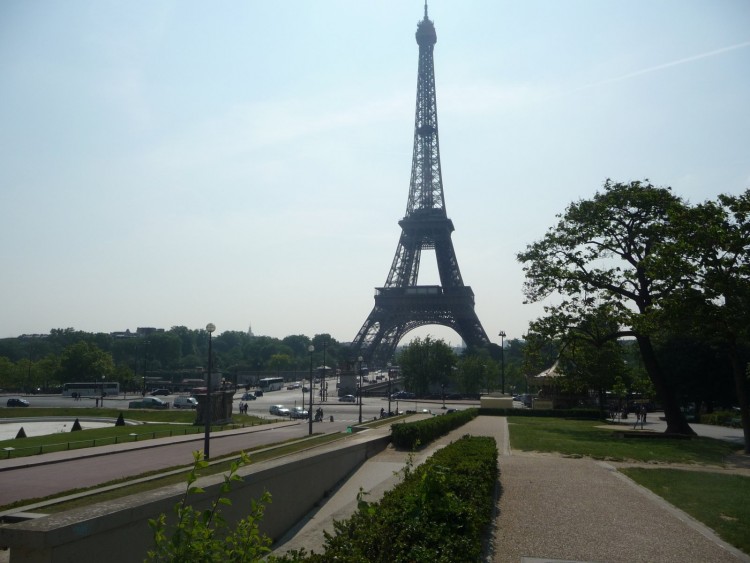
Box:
[1, 1, 749, 348]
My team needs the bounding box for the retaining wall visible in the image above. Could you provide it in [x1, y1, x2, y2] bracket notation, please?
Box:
[0, 433, 390, 563]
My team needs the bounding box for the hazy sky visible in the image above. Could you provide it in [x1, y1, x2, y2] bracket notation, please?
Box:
[1, 1, 749, 347]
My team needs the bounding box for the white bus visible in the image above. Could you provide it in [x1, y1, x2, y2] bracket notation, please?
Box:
[258, 377, 284, 392]
[62, 381, 120, 397]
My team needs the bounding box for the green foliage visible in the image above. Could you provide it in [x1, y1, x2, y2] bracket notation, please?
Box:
[272, 435, 498, 563]
[398, 336, 457, 395]
[517, 179, 701, 434]
[478, 407, 601, 420]
[58, 341, 115, 383]
[700, 411, 742, 427]
[146, 451, 272, 563]
[391, 408, 478, 450]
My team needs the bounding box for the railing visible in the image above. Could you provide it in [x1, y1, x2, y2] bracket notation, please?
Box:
[1, 422, 263, 459]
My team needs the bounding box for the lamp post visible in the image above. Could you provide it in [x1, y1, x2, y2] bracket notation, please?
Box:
[308, 345, 314, 435]
[204, 323, 216, 461]
[387, 362, 392, 416]
[498, 330, 506, 395]
[358, 356, 364, 423]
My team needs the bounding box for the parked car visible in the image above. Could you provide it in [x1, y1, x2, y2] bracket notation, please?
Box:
[173, 396, 198, 409]
[149, 389, 170, 396]
[338, 394, 356, 403]
[241, 392, 257, 401]
[6, 398, 29, 407]
[269, 404, 289, 416]
[287, 383, 301, 390]
[290, 406, 309, 419]
[129, 397, 169, 409]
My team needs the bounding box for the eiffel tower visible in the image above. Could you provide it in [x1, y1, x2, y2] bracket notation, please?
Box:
[351, 4, 490, 367]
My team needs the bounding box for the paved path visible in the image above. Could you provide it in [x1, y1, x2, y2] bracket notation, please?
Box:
[272, 415, 749, 562]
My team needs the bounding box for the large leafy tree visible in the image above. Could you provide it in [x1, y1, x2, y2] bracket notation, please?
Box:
[667, 190, 750, 451]
[529, 307, 630, 408]
[518, 180, 694, 434]
[57, 341, 115, 384]
[398, 336, 457, 395]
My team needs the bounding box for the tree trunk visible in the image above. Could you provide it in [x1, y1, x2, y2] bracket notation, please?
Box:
[636, 335, 696, 435]
[727, 346, 750, 454]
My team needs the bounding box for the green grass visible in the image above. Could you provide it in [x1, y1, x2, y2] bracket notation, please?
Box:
[0, 408, 271, 458]
[622, 468, 750, 554]
[508, 417, 737, 465]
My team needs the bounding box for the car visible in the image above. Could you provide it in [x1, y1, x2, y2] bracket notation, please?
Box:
[287, 383, 301, 390]
[290, 406, 309, 419]
[241, 392, 257, 401]
[150, 389, 171, 396]
[338, 394, 356, 403]
[6, 398, 29, 407]
[254, 389, 264, 397]
[269, 404, 289, 416]
[173, 396, 198, 409]
[128, 397, 169, 409]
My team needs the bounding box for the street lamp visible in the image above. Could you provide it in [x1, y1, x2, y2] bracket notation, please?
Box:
[499, 330, 506, 395]
[357, 356, 364, 424]
[308, 345, 314, 435]
[387, 362, 392, 416]
[204, 323, 216, 461]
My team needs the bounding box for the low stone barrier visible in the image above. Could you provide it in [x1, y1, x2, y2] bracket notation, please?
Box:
[0, 433, 390, 563]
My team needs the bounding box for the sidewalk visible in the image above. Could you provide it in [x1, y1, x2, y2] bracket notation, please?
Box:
[271, 415, 749, 562]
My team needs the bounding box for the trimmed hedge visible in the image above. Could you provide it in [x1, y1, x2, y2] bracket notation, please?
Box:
[700, 410, 742, 427]
[272, 435, 499, 563]
[391, 408, 478, 449]
[478, 407, 602, 420]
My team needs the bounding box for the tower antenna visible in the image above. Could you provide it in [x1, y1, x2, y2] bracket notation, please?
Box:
[424, 1, 428, 19]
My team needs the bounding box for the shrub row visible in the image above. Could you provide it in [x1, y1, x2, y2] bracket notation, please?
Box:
[478, 407, 602, 420]
[391, 408, 478, 449]
[273, 435, 499, 563]
[700, 410, 742, 427]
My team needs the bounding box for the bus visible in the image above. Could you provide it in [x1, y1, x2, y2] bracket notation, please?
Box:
[62, 382, 120, 397]
[258, 377, 284, 392]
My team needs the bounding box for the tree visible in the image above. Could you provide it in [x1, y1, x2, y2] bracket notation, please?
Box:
[398, 336, 457, 395]
[526, 304, 631, 409]
[517, 180, 695, 434]
[456, 354, 497, 396]
[667, 190, 750, 451]
[57, 341, 115, 383]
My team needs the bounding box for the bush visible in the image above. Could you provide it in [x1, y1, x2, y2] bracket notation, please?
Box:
[478, 407, 601, 420]
[700, 410, 741, 427]
[272, 435, 498, 563]
[146, 451, 272, 562]
[391, 408, 478, 449]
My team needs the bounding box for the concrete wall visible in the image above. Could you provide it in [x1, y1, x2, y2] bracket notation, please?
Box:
[0, 434, 390, 563]
[480, 396, 513, 409]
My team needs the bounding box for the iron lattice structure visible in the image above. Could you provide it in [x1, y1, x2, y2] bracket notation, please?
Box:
[351, 5, 490, 368]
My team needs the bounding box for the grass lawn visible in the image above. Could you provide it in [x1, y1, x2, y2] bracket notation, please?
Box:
[622, 467, 750, 554]
[0, 407, 271, 458]
[508, 417, 736, 465]
[508, 415, 748, 555]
